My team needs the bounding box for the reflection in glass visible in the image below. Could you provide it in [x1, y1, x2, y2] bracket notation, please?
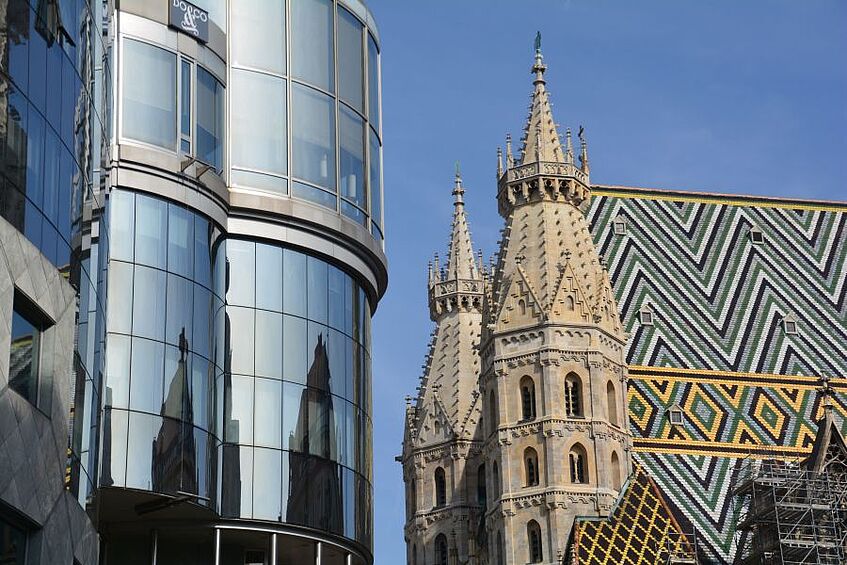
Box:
[132, 265, 166, 340]
[230, 69, 287, 179]
[181, 59, 192, 153]
[256, 244, 283, 312]
[254, 378, 282, 448]
[226, 239, 255, 306]
[135, 194, 168, 268]
[166, 274, 193, 346]
[126, 411, 160, 490]
[339, 107, 365, 210]
[369, 128, 382, 230]
[101, 408, 129, 487]
[328, 265, 346, 332]
[129, 337, 164, 413]
[292, 84, 335, 190]
[291, 0, 334, 92]
[283, 249, 307, 317]
[368, 34, 380, 130]
[110, 190, 135, 261]
[191, 355, 212, 430]
[255, 310, 282, 379]
[197, 67, 224, 172]
[253, 448, 282, 520]
[192, 285, 213, 360]
[307, 256, 328, 324]
[104, 334, 131, 409]
[106, 261, 133, 334]
[122, 39, 176, 149]
[337, 8, 364, 111]
[232, 0, 285, 74]
[227, 307, 255, 376]
[168, 201, 194, 277]
[225, 374, 254, 444]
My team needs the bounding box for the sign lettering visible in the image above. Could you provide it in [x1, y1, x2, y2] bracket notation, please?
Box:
[169, 0, 209, 43]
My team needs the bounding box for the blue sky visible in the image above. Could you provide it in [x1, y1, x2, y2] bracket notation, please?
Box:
[366, 1, 846, 562]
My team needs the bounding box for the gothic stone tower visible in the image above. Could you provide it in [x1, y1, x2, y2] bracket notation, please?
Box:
[479, 39, 633, 564]
[401, 171, 488, 565]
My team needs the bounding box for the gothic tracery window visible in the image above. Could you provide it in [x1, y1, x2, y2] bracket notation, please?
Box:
[477, 463, 487, 506]
[524, 447, 539, 486]
[434, 467, 447, 507]
[606, 380, 618, 426]
[434, 534, 448, 565]
[569, 443, 588, 484]
[520, 376, 537, 420]
[527, 520, 543, 563]
[565, 373, 583, 417]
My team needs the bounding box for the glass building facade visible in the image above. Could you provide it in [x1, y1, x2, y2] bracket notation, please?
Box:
[72, 0, 385, 564]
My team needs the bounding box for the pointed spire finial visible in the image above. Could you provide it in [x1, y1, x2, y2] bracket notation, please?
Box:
[496, 147, 503, 178]
[532, 31, 546, 85]
[453, 161, 464, 205]
[819, 374, 834, 413]
[565, 128, 574, 165]
[506, 134, 514, 168]
[578, 125, 590, 175]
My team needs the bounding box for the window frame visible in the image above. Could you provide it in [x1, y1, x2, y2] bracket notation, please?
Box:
[8, 289, 53, 411]
[119, 36, 225, 175]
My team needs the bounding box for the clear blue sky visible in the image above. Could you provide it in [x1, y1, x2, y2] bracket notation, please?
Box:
[367, 1, 846, 562]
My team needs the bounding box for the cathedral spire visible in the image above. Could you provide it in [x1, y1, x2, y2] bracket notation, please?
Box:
[519, 32, 564, 165]
[445, 164, 479, 282]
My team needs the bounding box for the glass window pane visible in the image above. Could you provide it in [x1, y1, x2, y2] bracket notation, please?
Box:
[255, 310, 283, 379]
[282, 382, 306, 452]
[340, 107, 365, 210]
[307, 256, 328, 324]
[163, 344, 190, 420]
[129, 338, 164, 414]
[328, 329, 346, 399]
[226, 240, 255, 306]
[253, 448, 282, 520]
[166, 274, 193, 347]
[292, 181, 336, 210]
[192, 284, 212, 360]
[197, 67, 224, 172]
[292, 84, 335, 190]
[337, 8, 363, 111]
[368, 128, 381, 228]
[283, 315, 307, 384]
[254, 378, 282, 448]
[135, 194, 168, 269]
[367, 34, 380, 130]
[105, 335, 131, 408]
[220, 444, 252, 517]
[256, 244, 283, 312]
[168, 203, 194, 277]
[328, 266, 346, 331]
[126, 411, 159, 490]
[101, 408, 128, 487]
[283, 249, 307, 317]
[181, 59, 191, 153]
[194, 216, 213, 288]
[107, 261, 133, 334]
[109, 190, 135, 261]
[232, 0, 285, 74]
[225, 374, 254, 444]
[122, 39, 176, 149]
[191, 355, 212, 430]
[291, 0, 334, 91]
[133, 265, 167, 341]
[230, 69, 287, 179]
[227, 307, 255, 376]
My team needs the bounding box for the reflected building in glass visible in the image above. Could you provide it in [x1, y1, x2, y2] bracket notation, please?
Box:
[88, 0, 386, 564]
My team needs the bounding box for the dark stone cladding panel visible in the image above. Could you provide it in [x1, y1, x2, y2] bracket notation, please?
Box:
[0, 217, 98, 564]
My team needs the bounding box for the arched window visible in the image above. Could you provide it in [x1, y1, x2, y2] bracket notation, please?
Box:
[524, 447, 539, 486]
[434, 419, 441, 436]
[410, 478, 417, 515]
[496, 532, 504, 565]
[565, 373, 583, 417]
[477, 463, 487, 507]
[492, 461, 500, 498]
[569, 444, 588, 484]
[489, 390, 497, 433]
[518, 298, 527, 316]
[606, 380, 618, 426]
[434, 467, 447, 507]
[520, 376, 536, 420]
[434, 534, 448, 565]
[565, 295, 575, 310]
[527, 520, 543, 563]
[611, 451, 622, 489]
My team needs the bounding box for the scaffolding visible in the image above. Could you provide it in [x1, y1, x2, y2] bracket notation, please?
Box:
[663, 530, 699, 564]
[732, 455, 847, 565]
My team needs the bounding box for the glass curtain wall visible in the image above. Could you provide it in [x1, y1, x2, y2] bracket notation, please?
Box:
[228, 0, 384, 239]
[100, 189, 225, 505]
[220, 239, 373, 548]
[0, 0, 111, 508]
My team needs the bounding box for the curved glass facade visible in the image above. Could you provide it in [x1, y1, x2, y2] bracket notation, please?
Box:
[100, 189, 226, 504]
[228, 0, 384, 240]
[100, 189, 374, 547]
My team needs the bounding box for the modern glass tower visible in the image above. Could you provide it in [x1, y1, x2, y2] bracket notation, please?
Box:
[2, 0, 386, 564]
